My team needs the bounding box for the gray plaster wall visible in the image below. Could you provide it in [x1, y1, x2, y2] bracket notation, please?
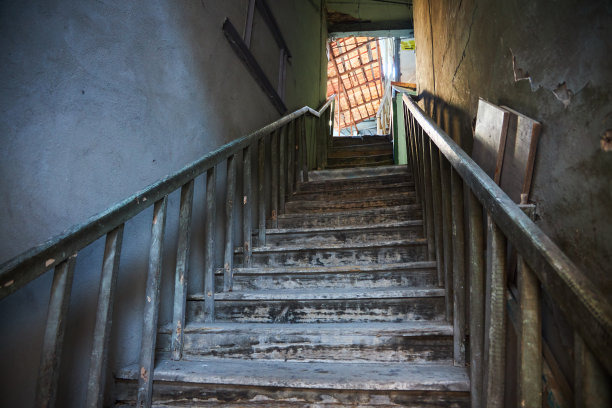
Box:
[0, 0, 327, 406]
[413, 0, 612, 401]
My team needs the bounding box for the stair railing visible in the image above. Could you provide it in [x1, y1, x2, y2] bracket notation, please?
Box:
[402, 94, 611, 408]
[0, 96, 334, 408]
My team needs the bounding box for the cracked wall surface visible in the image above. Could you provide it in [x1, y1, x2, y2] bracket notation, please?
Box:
[414, 0, 612, 402]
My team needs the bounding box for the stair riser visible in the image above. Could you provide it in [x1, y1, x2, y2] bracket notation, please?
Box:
[157, 333, 452, 364]
[271, 208, 423, 228]
[297, 175, 412, 192]
[216, 269, 438, 291]
[326, 158, 394, 169]
[236, 245, 427, 267]
[290, 184, 415, 201]
[187, 297, 445, 323]
[259, 226, 423, 247]
[114, 382, 470, 407]
[284, 195, 416, 213]
[328, 148, 393, 158]
[332, 135, 391, 145]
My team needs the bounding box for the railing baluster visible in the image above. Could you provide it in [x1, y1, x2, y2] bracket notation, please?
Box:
[86, 225, 124, 407]
[224, 155, 237, 291]
[429, 141, 445, 286]
[300, 116, 308, 182]
[517, 256, 541, 408]
[204, 167, 216, 322]
[415, 124, 427, 237]
[270, 132, 279, 227]
[451, 168, 466, 366]
[467, 190, 485, 408]
[243, 146, 252, 267]
[574, 332, 612, 407]
[279, 126, 286, 213]
[439, 154, 454, 323]
[287, 121, 295, 196]
[170, 181, 194, 361]
[421, 129, 436, 262]
[137, 196, 168, 408]
[483, 218, 507, 407]
[35, 255, 77, 408]
[258, 136, 266, 246]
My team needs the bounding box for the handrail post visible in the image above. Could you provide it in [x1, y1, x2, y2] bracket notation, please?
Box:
[137, 196, 168, 408]
[451, 167, 466, 366]
[224, 155, 237, 291]
[204, 167, 216, 322]
[35, 255, 77, 408]
[243, 146, 252, 267]
[170, 181, 194, 361]
[86, 225, 124, 407]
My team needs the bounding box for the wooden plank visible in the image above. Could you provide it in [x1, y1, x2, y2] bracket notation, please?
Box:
[483, 217, 507, 407]
[472, 98, 509, 182]
[86, 225, 124, 407]
[270, 132, 279, 227]
[498, 106, 541, 203]
[137, 196, 168, 407]
[574, 332, 612, 408]
[439, 153, 454, 324]
[34, 256, 77, 408]
[243, 147, 252, 267]
[421, 129, 436, 262]
[243, 0, 256, 48]
[287, 122, 295, 195]
[279, 127, 286, 213]
[429, 141, 444, 286]
[224, 155, 237, 291]
[451, 168, 466, 366]
[170, 182, 194, 360]
[222, 18, 287, 114]
[258, 137, 266, 246]
[467, 190, 485, 408]
[255, 0, 291, 58]
[300, 116, 309, 181]
[204, 167, 216, 322]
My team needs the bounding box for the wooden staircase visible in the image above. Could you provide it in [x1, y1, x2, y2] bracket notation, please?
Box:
[113, 137, 470, 406]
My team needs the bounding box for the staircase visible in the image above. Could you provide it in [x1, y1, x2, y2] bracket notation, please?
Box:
[113, 136, 470, 407]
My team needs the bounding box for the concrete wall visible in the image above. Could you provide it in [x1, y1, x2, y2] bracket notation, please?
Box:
[413, 0, 612, 402]
[0, 0, 327, 406]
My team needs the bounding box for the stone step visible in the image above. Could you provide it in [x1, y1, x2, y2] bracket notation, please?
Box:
[235, 239, 428, 267]
[257, 221, 423, 247]
[326, 155, 394, 169]
[289, 182, 415, 202]
[157, 321, 453, 364]
[187, 287, 445, 323]
[308, 164, 407, 181]
[328, 145, 392, 158]
[215, 261, 438, 291]
[284, 191, 416, 213]
[331, 135, 392, 146]
[269, 204, 423, 228]
[297, 173, 412, 193]
[114, 359, 470, 407]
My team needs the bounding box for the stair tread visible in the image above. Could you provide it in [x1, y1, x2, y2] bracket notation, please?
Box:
[191, 286, 445, 301]
[236, 238, 427, 253]
[265, 220, 422, 235]
[116, 359, 469, 392]
[275, 204, 421, 220]
[308, 165, 408, 181]
[216, 261, 437, 276]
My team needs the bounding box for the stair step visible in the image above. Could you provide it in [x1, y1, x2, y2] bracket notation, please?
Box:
[326, 156, 394, 169]
[308, 164, 407, 181]
[269, 204, 423, 228]
[215, 261, 437, 291]
[235, 239, 428, 267]
[114, 359, 470, 407]
[257, 221, 423, 247]
[297, 173, 412, 193]
[331, 135, 392, 146]
[328, 145, 392, 158]
[284, 191, 416, 213]
[289, 182, 415, 202]
[157, 321, 453, 363]
[187, 287, 445, 323]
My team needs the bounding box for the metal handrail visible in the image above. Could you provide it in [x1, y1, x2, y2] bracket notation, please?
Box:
[0, 96, 335, 300]
[403, 93, 612, 376]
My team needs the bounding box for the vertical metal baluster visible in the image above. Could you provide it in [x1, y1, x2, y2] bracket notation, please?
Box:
[243, 146, 252, 267]
[204, 167, 216, 322]
[429, 141, 444, 286]
[258, 136, 266, 246]
[421, 129, 436, 261]
[439, 154, 454, 322]
[170, 182, 194, 361]
[224, 155, 237, 291]
[270, 132, 279, 228]
[517, 256, 542, 408]
[574, 332, 612, 408]
[287, 121, 295, 196]
[35, 255, 77, 408]
[279, 126, 286, 214]
[450, 168, 466, 366]
[483, 217, 507, 407]
[86, 225, 124, 407]
[137, 196, 168, 408]
[468, 190, 485, 408]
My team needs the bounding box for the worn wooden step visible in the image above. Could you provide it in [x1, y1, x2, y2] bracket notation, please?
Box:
[269, 204, 423, 228]
[328, 145, 392, 158]
[284, 191, 416, 213]
[216, 261, 438, 291]
[187, 287, 445, 323]
[114, 359, 470, 407]
[289, 182, 415, 202]
[297, 173, 412, 193]
[257, 221, 423, 247]
[331, 135, 391, 146]
[326, 155, 394, 169]
[308, 164, 407, 181]
[157, 321, 453, 364]
[235, 239, 428, 267]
